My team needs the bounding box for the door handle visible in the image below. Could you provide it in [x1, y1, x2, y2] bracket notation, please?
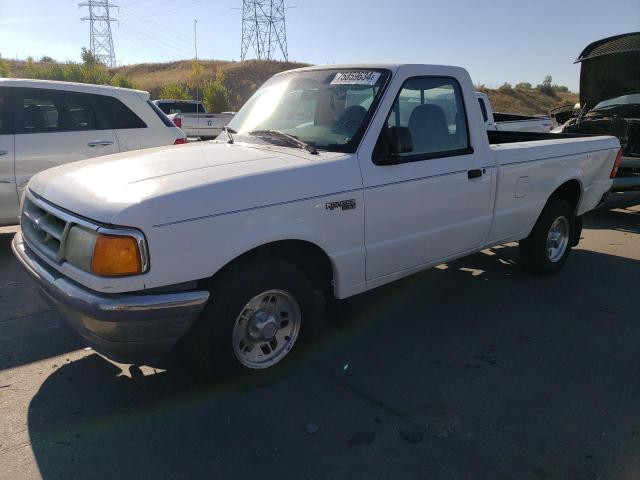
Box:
[468, 169, 483, 179]
[88, 141, 114, 148]
[0, 150, 8, 156]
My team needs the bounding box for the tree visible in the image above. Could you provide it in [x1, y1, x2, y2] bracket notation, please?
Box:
[160, 83, 190, 100]
[515, 82, 532, 90]
[203, 81, 231, 113]
[189, 59, 204, 96]
[39, 56, 55, 63]
[498, 82, 512, 92]
[81, 47, 101, 67]
[537, 75, 554, 95]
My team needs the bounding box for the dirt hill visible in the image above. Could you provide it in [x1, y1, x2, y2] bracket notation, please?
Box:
[5, 58, 578, 114]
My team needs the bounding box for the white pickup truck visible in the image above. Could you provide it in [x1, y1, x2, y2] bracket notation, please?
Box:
[152, 99, 234, 140]
[476, 92, 553, 133]
[13, 64, 620, 373]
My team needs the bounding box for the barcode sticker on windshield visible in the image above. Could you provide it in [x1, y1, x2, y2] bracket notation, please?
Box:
[330, 71, 381, 86]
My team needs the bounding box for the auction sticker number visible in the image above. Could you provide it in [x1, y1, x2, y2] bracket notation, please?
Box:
[331, 71, 381, 86]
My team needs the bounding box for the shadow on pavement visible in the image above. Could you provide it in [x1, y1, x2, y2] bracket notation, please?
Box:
[584, 191, 640, 234]
[27, 244, 640, 480]
[0, 232, 84, 371]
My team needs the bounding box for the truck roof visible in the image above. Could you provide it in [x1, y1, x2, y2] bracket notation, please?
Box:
[275, 63, 468, 77]
[0, 77, 149, 99]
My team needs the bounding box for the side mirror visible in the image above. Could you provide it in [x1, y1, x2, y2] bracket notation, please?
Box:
[374, 126, 413, 165]
[388, 126, 413, 154]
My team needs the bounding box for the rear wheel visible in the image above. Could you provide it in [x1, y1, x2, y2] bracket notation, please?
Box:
[190, 259, 319, 374]
[519, 198, 574, 275]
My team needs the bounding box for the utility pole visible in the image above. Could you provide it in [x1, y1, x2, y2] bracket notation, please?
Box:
[241, 0, 288, 61]
[79, 0, 118, 67]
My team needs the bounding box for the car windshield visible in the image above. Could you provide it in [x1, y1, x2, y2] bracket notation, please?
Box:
[593, 93, 640, 110]
[225, 69, 390, 152]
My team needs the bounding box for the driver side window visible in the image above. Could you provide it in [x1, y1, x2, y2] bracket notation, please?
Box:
[376, 76, 471, 162]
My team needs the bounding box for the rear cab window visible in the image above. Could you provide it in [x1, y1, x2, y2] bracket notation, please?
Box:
[157, 102, 203, 114]
[478, 97, 489, 122]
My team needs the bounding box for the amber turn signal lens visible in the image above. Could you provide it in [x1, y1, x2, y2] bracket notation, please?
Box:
[91, 234, 142, 276]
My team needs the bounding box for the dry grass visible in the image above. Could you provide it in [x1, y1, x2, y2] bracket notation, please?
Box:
[478, 86, 578, 116]
[6, 58, 577, 115]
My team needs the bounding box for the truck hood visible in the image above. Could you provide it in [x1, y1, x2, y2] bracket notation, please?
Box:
[577, 31, 640, 110]
[28, 141, 357, 228]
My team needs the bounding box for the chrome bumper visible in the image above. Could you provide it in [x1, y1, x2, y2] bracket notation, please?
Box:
[12, 232, 209, 364]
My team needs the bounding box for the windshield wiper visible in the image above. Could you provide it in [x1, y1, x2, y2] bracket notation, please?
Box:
[249, 129, 318, 155]
[223, 126, 236, 144]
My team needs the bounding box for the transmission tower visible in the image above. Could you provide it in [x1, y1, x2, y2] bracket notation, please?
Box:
[79, 1, 118, 67]
[241, 0, 288, 61]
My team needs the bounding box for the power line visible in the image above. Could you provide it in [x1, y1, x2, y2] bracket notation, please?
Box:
[241, 0, 288, 61]
[119, 19, 217, 58]
[118, 0, 207, 21]
[79, 0, 118, 67]
[116, 26, 198, 59]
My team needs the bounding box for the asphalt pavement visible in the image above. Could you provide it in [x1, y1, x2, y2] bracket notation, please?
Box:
[1, 193, 639, 480]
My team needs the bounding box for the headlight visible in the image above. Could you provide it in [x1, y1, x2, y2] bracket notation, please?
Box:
[65, 226, 148, 277]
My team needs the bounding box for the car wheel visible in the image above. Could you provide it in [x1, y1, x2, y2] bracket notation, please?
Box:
[519, 198, 574, 275]
[190, 259, 319, 374]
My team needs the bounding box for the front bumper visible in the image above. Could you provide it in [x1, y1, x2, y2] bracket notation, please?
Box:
[12, 232, 209, 364]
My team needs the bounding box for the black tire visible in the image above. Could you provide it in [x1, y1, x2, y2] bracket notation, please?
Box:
[519, 198, 574, 275]
[189, 259, 320, 375]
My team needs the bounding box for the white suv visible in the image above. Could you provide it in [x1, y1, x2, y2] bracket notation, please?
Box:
[0, 79, 186, 226]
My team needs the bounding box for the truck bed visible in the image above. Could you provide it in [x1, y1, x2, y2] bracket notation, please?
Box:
[493, 112, 550, 122]
[487, 130, 592, 144]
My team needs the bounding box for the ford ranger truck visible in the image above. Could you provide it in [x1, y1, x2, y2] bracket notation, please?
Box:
[13, 64, 621, 372]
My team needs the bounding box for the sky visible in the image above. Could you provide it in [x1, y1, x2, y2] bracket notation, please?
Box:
[0, 0, 638, 91]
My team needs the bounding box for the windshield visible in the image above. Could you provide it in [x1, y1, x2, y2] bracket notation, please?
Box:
[225, 69, 390, 152]
[593, 93, 640, 110]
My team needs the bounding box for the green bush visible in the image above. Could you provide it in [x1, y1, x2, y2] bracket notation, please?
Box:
[0, 57, 11, 78]
[515, 82, 532, 90]
[203, 81, 231, 113]
[498, 82, 512, 92]
[536, 75, 554, 95]
[159, 83, 190, 100]
[110, 73, 138, 89]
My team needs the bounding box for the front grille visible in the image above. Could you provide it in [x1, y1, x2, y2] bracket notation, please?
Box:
[21, 195, 70, 262]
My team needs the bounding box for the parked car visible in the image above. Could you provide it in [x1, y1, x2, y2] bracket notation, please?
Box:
[0, 79, 186, 226]
[476, 92, 553, 132]
[13, 64, 620, 373]
[152, 99, 234, 140]
[552, 32, 640, 191]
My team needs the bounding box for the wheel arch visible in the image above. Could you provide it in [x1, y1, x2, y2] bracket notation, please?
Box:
[549, 178, 583, 213]
[205, 239, 336, 298]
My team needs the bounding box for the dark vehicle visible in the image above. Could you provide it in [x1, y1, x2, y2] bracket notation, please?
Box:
[554, 32, 640, 191]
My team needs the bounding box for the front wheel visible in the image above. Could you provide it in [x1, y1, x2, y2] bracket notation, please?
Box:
[519, 199, 574, 275]
[190, 260, 319, 374]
